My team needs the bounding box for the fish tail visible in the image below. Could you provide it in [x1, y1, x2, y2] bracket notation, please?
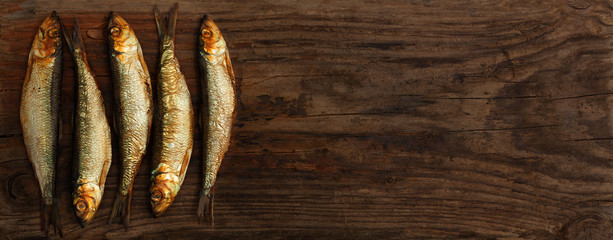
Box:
[109, 190, 132, 229]
[197, 186, 214, 226]
[61, 17, 85, 57]
[41, 200, 63, 237]
[125, 190, 132, 229]
[153, 3, 178, 45]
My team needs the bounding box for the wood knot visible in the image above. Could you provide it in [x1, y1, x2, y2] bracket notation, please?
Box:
[558, 212, 613, 240]
[86, 29, 103, 40]
[6, 172, 39, 202]
[384, 176, 396, 184]
[566, 0, 592, 9]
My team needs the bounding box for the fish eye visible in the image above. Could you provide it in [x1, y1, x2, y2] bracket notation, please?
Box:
[201, 29, 211, 38]
[151, 191, 162, 202]
[110, 26, 121, 37]
[47, 28, 59, 38]
[76, 200, 88, 212]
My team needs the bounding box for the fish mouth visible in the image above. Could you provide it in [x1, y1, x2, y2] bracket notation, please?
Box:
[79, 218, 91, 228]
[200, 14, 217, 31]
[74, 197, 97, 228]
[48, 11, 60, 22]
[149, 185, 174, 217]
[108, 12, 128, 29]
[149, 172, 180, 217]
[151, 206, 167, 218]
[44, 11, 60, 28]
[43, 11, 61, 27]
[199, 14, 224, 56]
[73, 183, 102, 227]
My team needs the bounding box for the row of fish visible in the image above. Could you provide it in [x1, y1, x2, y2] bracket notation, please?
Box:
[19, 4, 235, 236]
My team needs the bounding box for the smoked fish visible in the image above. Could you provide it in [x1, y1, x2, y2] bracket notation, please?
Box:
[20, 11, 63, 237]
[150, 3, 195, 217]
[197, 15, 236, 226]
[107, 13, 153, 228]
[62, 18, 113, 227]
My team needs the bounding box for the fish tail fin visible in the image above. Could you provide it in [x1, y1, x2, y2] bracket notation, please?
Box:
[62, 17, 85, 57]
[125, 190, 132, 229]
[108, 192, 123, 226]
[109, 191, 132, 229]
[197, 186, 214, 226]
[153, 3, 178, 45]
[41, 200, 63, 237]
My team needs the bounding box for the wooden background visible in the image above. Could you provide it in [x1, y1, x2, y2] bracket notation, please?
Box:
[2, 0, 613, 239]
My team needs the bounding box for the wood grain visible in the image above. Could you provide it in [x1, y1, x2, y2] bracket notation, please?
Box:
[2, 0, 613, 239]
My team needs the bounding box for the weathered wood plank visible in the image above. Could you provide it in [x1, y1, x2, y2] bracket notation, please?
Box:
[2, 0, 613, 239]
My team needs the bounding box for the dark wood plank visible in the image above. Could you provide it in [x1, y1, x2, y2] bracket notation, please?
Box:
[2, 0, 613, 239]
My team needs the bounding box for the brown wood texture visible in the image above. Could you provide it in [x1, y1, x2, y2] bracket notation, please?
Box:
[2, 0, 613, 239]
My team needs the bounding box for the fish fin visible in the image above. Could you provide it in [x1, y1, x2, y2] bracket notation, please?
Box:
[61, 23, 73, 54]
[109, 192, 123, 226]
[224, 50, 235, 86]
[167, 3, 178, 43]
[153, 3, 178, 45]
[153, 5, 163, 41]
[136, 45, 151, 79]
[98, 149, 111, 188]
[109, 191, 132, 229]
[179, 146, 192, 179]
[39, 199, 45, 234]
[25, 48, 34, 82]
[62, 17, 86, 57]
[125, 189, 132, 229]
[224, 50, 238, 120]
[42, 201, 63, 237]
[136, 45, 153, 107]
[98, 130, 112, 188]
[197, 186, 214, 226]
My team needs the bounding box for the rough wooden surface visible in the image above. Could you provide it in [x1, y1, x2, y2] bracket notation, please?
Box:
[2, 0, 613, 239]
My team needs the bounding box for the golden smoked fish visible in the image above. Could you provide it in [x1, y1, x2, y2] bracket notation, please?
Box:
[150, 3, 195, 217]
[107, 13, 153, 228]
[197, 15, 236, 226]
[62, 18, 113, 227]
[20, 11, 63, 237]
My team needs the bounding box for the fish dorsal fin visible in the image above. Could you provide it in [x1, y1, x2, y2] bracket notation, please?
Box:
[179, 147, 192, 181]
[136, 44, 151, 78]
[98, 114, 112, 188]
[224, 50, 235, 86]
[25, 49, 34, 84]
[98, 144, 112, 188]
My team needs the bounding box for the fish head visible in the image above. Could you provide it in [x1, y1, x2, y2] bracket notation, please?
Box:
[108, 12, 138, 55]
[33, 11, 62, 58]
[198, 15, 226, 62]
[72, 182, 102, 227]
[150, 165, 181, 217]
